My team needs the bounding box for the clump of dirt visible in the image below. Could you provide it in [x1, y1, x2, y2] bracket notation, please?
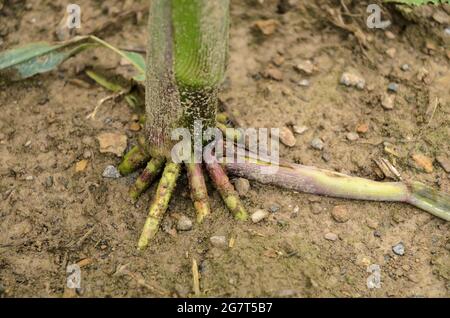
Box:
[0, 0, 449, 297]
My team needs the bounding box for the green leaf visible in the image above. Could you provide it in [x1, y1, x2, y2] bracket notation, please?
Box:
[384, 0, 449, 5]
[0, 35, 145, 83]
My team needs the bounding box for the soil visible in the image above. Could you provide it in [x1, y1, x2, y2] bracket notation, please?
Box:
[0, 0, 449, 297]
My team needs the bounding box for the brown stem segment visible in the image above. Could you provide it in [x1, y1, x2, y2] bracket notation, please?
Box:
[205, 158, 248, 221]
[186, 162, 211, 223]
[129, 157, 166, 200]
[118, 145, 150, 176]
[137, 162, 181, 250]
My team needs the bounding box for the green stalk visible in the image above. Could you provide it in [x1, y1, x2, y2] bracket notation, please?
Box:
[145, 0, 229, 157]
[137, 162, 181, 250]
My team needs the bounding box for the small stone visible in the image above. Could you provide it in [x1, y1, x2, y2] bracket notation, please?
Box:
[294, 60, 314, 75]
[251, 209, 269, 223]
[83, 149, 92, 159]
[44, 176, 53, 188]
[356, 123, 369, 133]
[263, 66, 283, 81]
[269, 203, 281, 213]
[340, 72, 365, 90]
[25, 175, 34, 181]
[432, 11, 449, 24]
[385, 30, 396, 40]
[254, 19, 279, 35]
[387, 82, 398, 92]
[298, 79, 310, 87]
[436, 156, 450, 173]
[24, 140, 32, 147]
[392, 243, 405, 256]
[331, 205, 350, 223]
[102, 165, 121, 178]
[97, 132, 128, 157]
[322, 152, 331, 162]
[311, 137, 324, 150]
[401, 64, 410, 72]
[293, 125, 308, 134]
[385, 47, 396, 58]
[366, 219, 379, 229]
[272, 54, 285, 66]
[279, 127, 296, 147]
[129, 122, 141, 132]
[177, 216, 193, 231]
[210, 236, 227, 248]
[75, 160, 88, 172]
[412, 154, 433, 173]
[234, 178, 250, 196]
[324, 232, 338, 241]
[346, 132, 359, 141]
[381, 93, 395, 110]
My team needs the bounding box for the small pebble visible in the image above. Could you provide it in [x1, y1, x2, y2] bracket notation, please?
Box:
[102, 165, 121, 178]
[279, 127, 296, 147]
[25, 175, 34, 181]
[75, 160, 88, 172]
[269, 203, 280, 213]
[331, 205, 350, 223]
[385, 30, 396, 39]
[251, 209, 269, 223]
[401, 64, 410, 71]
[381, 93, 395, 110]
[24, 140, 32, 147]
[340, 72, 365, 90]
[324, 232, 338, 241]
[234, 178, 250, 196]
[321, 152, 331, 162]
[177, 216, 193, 231]
[356, 123, 369, 133]
[385, 47, 396, 58]
[392, 243, 405, 256]
[293, 125, 308, 134]
[346, 132, 359, 141]
[83, 149, 92, 159]
[387, 82, 398, 93]
[129, 122, 141, 132]
[298, 79, 310, 87]
[254, 19, 279, 36]
[210, 236, 227, 248]
[311, 138, 324, 150]
[436, 156, 450, 173]
[44, 176, 53, 188]
[412, 153, 433, 173]
[263, 66, 283, 81]
[294, 60, 314, 74]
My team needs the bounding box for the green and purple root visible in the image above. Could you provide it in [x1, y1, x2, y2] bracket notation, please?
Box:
[186, 162, 211, 223]
[118, 145, 150, 176]
[137, 162, 181, 250]
[224, 157, 450, 221]
[205, 158, 248, 221]
[130, 157, 166, 200]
